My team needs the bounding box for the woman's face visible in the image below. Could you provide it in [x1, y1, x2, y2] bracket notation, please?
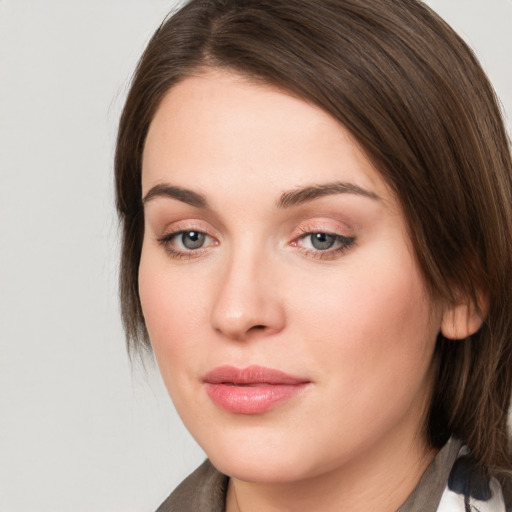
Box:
[139, 70, 443, 483]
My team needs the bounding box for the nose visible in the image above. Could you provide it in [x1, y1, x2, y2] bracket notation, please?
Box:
[210, 249, 286, 341]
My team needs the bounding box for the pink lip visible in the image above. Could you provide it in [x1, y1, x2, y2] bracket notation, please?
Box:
[202, 365, 310, 414]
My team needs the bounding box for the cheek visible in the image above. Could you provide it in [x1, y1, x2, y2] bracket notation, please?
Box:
[292, 244, 438, 401]
[138, 247, 208, 372]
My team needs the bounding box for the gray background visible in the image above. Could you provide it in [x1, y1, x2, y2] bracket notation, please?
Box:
[0, 1, 510, 511]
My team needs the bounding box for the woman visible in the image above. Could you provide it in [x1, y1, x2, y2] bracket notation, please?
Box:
[115, 0, 512, 510]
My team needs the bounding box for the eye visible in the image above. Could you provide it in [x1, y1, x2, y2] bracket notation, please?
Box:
[295, 231, 355, 258]
[309, 233, 336, 250]
[157, 229, 217, 259]
[179, 231, 207, 250]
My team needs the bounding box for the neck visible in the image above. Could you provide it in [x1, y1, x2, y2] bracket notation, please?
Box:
[226, 434, 437, 512]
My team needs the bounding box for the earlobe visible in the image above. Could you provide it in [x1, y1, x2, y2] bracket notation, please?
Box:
[440, 294, 488, 340]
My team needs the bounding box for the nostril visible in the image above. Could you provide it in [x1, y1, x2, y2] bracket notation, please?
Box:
[251, 325, 266, 331]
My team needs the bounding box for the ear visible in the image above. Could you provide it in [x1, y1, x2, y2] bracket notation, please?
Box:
[440, 292, 488, 340]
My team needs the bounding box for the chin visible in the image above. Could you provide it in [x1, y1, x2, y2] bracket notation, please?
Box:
[197, 426, 331, 484]
[209, 451, 315, 484]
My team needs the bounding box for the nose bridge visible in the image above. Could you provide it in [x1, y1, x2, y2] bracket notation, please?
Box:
[210, 240, 284, 340]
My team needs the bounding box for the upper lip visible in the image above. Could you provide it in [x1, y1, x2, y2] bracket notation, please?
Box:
[202, 365, 310, 385]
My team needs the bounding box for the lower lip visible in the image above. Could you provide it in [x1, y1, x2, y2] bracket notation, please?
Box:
[204, 383, 309, 414]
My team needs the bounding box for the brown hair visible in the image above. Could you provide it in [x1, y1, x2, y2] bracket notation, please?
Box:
[115, 0, 512, 476]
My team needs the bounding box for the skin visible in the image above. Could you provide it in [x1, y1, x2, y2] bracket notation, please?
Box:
[139, 69, 458, 511]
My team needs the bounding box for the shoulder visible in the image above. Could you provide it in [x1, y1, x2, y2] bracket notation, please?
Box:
[438, 445, 512, 512]
[155, 459, 229, 512]
[400, 438, 512, 512]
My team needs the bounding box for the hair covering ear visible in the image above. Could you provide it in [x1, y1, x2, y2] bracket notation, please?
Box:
[440, 293, 488, 340]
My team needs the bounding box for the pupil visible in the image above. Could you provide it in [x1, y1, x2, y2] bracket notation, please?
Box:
[182, 231, 205, 249]
[311, 233, 335, 250]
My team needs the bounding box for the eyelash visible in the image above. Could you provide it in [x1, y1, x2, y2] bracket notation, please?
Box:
[157, 228, 356, 261]
[157, 230, 217, 260]
[294, 229, 355, 260]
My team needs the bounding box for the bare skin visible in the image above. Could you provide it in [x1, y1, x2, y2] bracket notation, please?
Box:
[140, 69, 477, 511]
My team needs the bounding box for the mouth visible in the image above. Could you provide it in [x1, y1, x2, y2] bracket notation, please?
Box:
[202, 365, 311, 414]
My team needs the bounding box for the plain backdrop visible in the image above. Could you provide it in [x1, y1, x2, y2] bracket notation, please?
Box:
[0, 1, 510, 511]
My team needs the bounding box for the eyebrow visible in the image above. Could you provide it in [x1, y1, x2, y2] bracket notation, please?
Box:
[277, 181, 380, 208]
[142, 180, 379, 209]
[143, 183, 208, 208]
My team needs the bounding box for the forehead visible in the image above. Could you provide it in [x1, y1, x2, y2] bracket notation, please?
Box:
[142, 70, 390, 202]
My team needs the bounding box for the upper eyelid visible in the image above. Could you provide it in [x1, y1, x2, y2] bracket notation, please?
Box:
[157, 221, 219, 238]
[295, 232, 354, 246]
[159, 229, 216, 243]
[294, 220, 354, 237]
[155, 218, 354, 240]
